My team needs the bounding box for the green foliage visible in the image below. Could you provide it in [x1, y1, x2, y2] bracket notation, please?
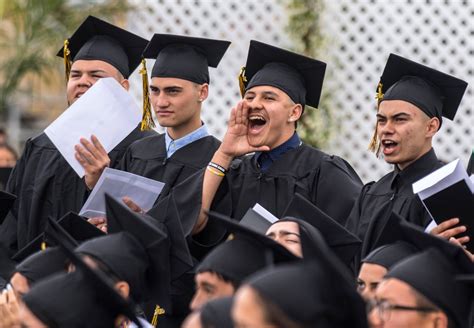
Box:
[284, 0, 334, 149]
[0, 0, 131, 115]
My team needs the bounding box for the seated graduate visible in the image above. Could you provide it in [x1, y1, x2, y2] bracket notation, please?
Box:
[0, 15, 153, 256]
[367, 247, 473, 328]
[182, 296, 234, 328]
[232, 261, 368, 328]
[190, 212, 297, 311]
[147, 40, 362, 265]
[345, 53, 469, 248]
[267, 192, 361, 270]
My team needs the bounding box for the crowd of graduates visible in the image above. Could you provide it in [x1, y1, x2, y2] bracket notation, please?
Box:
[0, 15, 473, 328]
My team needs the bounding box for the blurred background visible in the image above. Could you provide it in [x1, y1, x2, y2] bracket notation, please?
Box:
[0, 0, 472, 183]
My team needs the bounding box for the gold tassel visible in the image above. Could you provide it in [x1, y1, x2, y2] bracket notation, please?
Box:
[140, 58, 155, 131]
[369, 82, 384, 155]
[151, 305, 165, 327]
[238, 67, 247, 98]
[41, 241, 47, 251]
[63, 39, 72, 83]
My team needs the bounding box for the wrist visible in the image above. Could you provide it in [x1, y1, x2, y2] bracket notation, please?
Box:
[213, 148, 234, 169]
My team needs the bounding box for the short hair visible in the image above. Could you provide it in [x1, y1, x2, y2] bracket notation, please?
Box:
[199, 270, 239, 290]
[412, 286, 455, 328]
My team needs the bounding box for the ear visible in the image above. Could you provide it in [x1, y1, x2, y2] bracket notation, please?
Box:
[120, 79, 130, 91]
[432, 311, 448, 328]
[288, 103, 303, 123]
[114, 281, 130, 299]
[198, 83, 209, 102]
[426, 117, 440, 137]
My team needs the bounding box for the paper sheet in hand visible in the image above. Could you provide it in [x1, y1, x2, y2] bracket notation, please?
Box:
[240, 203, 279, 234]
[44, 78, 141, 177]
[79, 168, 165, 218]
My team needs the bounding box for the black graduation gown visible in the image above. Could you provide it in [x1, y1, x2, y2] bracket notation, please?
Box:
[148, 143, 362, 326]
[0, 126, 155, 255]
[345, 148, 444, 246]
[118, 133, 221, 200]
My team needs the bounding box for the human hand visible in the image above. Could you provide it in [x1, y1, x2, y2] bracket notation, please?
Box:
[75, 135, 110, 190]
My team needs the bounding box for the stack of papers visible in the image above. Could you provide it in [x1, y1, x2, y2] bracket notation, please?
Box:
[413, 159, 474, 251]
[45, 78, 141, 177]
[79, 168, 165, 218]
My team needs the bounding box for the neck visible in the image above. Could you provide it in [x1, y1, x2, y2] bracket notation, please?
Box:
[269, 129, 295, 150]
[397, 146, 432, 171]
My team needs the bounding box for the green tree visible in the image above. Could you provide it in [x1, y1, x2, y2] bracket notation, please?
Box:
[285, 0, 334, 149]
[0, 0, 131, 117]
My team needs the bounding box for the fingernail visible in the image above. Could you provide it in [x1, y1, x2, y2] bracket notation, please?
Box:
[461, 226, 467, 231]
[453, 218, 460, 223]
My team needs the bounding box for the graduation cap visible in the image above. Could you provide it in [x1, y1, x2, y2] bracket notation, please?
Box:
[377, 54, 468, 121]
[244, 262, 368, 328]
[143, 34, 231, 84]
[11, 211, 104, 262]
[197, 211, 298, 285]
[26, 220, 142, 328]
[385, 248, 474, 327]
[0, 190, 16, 224]
[239, 40, 327, 109]
[105, 194, 170, 307]
[15, 247, 68, 285]
[200, 296, 234, 328]
[56, 15, 148, 80]
[369, 53, 468, 152]
[361, 241, 418, 270]
[282, 193, 361, 266]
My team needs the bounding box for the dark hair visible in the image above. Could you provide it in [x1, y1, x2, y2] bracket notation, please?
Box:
[252, 287, 309, 328]
[203, 270, 239, 290]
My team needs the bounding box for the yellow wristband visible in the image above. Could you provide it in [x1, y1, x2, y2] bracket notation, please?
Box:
[207, 166, 225, 177]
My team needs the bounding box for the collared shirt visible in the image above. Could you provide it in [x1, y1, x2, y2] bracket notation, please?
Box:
[165, 124, 209, 158]
[254, 132, 302, 172]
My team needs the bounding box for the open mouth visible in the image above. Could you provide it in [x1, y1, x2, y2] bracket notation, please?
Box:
[381, 139, 398, 155]
[248, 114, 267, 134]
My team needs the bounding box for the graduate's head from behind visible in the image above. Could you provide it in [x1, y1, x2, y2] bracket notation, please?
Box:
[56, 16, 148, 106]
[369, 54, 468, 170]
[239, 40, 326, 150]
[142, 34, 230, 139]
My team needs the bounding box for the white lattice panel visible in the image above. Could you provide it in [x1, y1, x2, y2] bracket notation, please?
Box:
[126, 0, 473, 182]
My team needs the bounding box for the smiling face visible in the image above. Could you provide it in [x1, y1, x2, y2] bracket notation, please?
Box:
[66, 60, 128, 105]
[150, 77, 207, 139]
[244, 85, 302, 150]
[376, 100, 439, 170]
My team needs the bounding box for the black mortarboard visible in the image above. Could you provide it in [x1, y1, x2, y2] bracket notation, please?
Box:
[240, 40, 326, 108]
[56, 15, 148, 79]
[245, 262, 368, 328]
[361, 241, 418, 270]
[200, 296, 234, 328]
[105, 194, 170, 306]
[11, 211, 104, 262]
[378, 53, 468, 122]
[282, 193, 361, 265]
[43, 219, 142, 327]
[15, 247, 68, 285]
[386, 248, 474, 327]
[143, 34, 231, 84]
[197, 211, 298, 285]
[0, 190, 16, 224]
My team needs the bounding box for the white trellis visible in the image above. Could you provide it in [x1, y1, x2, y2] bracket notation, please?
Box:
[127, 0, 473, 183]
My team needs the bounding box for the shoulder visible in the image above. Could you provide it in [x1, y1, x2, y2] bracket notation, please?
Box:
[30, 132, 56, 149]
[126, 133, 166, 159]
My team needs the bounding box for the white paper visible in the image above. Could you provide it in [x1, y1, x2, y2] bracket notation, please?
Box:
[412, 158, 474, 200]
[79, 168, 165, 218]
[252, 203, 279, 224]
[45, 78, 141, 177]
[424, 219, 438, 233]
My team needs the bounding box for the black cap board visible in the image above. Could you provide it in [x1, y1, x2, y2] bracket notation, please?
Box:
[143, 34, 231, 84]
[15, 247, 68, 285]
[200, 296, 234, 328]
[56, 15, 148, 78]
[378, 53, 468, 122]
[241, 40, 326, 108]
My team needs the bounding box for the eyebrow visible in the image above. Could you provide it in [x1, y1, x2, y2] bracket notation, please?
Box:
[244, 90, 279, 98]
[70, 69, 108, 74]
[266, 230, 300, 238]
[150, 85, 183, 90]
[376, 112, 411, 119]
